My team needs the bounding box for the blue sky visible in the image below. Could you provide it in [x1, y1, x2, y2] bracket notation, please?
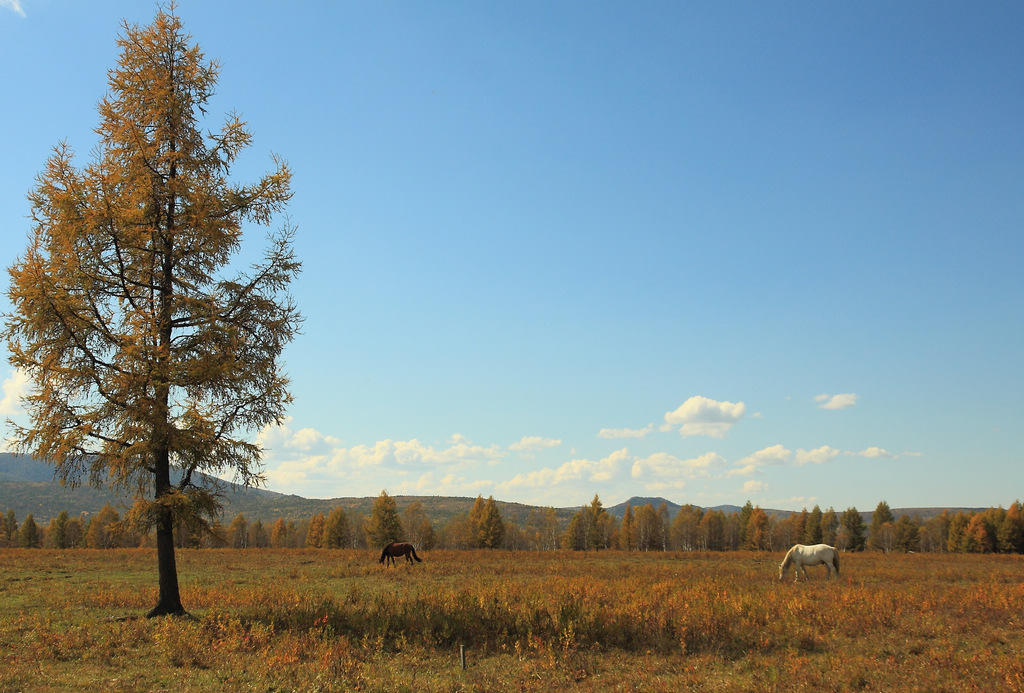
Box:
[2, 2, 1022, 511]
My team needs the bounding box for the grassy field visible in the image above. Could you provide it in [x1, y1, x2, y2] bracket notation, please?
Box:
[1, 548, 1022, 691]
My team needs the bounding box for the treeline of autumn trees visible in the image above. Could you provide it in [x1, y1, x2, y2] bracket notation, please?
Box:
[3, 493, 1024, 556]
[589, 499, 1024, 554]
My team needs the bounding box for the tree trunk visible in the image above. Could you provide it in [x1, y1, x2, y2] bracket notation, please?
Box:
[147, 510, 185, 617]
[146, 170, 185, 618]
[146, 454, 185, 618]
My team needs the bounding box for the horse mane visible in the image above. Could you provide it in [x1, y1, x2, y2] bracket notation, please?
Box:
[780, 545, 795, 568]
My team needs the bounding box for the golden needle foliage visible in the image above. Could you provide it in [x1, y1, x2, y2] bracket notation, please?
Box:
[3, 6, 301, 616]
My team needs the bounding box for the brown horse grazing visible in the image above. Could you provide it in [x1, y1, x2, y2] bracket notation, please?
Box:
[379, 542, 423, 566]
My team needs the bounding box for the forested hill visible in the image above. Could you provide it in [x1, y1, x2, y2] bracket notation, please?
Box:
[0, 453, 984, 527]
[0, 454, 60, 482]
[0, 454, 568, 526]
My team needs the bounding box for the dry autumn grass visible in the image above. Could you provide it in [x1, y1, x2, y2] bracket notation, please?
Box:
[1, 548, 1022, 691]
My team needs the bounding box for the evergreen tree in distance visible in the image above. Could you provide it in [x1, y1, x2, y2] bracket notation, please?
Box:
[478, 496, 505, 549]
[365, 491, 403, 547]
[840, 507, 867, 551]
[323, 507, 351, 549]
[868, 500, 895, 551]
[2, 6, 301, 617]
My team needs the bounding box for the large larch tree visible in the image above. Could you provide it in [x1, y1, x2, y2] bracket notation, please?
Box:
[3, 7, 301, 616]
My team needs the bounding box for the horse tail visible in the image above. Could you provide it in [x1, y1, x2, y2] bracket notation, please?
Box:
[411, 545, 422, 562]
[832, 548, 840, 576]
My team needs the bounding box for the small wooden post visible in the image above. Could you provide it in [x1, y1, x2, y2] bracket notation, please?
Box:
[460, 644, 466, 670]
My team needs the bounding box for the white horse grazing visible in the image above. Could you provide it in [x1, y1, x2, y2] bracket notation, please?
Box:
[779, 543, 840, 583]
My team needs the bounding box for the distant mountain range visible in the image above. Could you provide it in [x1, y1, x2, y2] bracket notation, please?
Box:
[0, 453, 574, 526]
[0, 453, 982, 526]
[604, 497, 746, 519]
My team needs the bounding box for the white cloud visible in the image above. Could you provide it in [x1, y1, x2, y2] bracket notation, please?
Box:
[256, 418, 341, 455]
[794, 445, 841, 466]
[664, 396, 745, 438]
[742, 480, 767, 493]
[339, 441, 402, 468]
[854, 446, 893, 459]
[722, 443, 893, 474]
[777, 495, 817, 507]
[815, 393, 858, 410]
[597, 425, 654, 439]
[736, 444, 791, 468]
[0, 369, 30, 417]
[726, 444, 790, 477]
[497, 449, 628, 491]
[421, 437, 505, 465]
[328, 438, 504, 468]
[509, 436, 562, 453]
[390, 471, 494, 497]
[631, 451, 725, 490]
[257, 422, 506, 496]
[1, 1, 25, 18]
